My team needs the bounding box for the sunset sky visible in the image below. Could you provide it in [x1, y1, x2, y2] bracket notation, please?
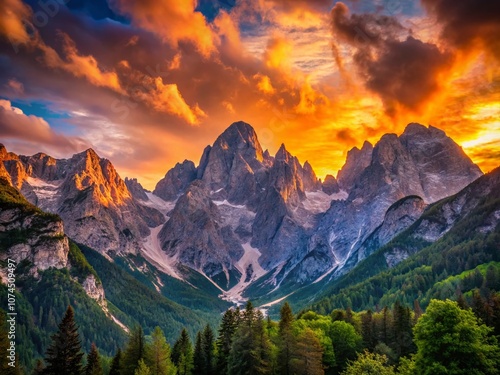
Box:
[0, 0, 499, 189]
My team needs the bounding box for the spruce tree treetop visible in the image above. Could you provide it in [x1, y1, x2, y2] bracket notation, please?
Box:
[43, 305, 84, 375]
[279, 302, 294, 333]
[85, 343, 103, 375]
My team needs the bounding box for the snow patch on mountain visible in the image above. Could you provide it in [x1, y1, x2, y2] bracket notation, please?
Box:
[302, 190, 348, 213]
[221, 242, 267, 305]
[141, 225, 182, 280]
[143, 192, 176, 217]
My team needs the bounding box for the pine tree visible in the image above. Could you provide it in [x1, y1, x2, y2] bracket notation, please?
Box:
[228, 301, 271, 375]
[202, 325, 215, 375]
[216, 309, 237, 375]
[291, 328, 324, 375]
[134, 360, 151, 375]
[172, 328, 193, 375]
[361, 310, 375, 351]
[278, 302, 295, 375]
[85, 343, 103, 375]
[32, 359, 45, 375]
[145, 327, 176, 375]
[43, 305, 84, 375]
[122, 326, 146, 375]
[109, 348, 123, 375]
[193, 332, 205, 375]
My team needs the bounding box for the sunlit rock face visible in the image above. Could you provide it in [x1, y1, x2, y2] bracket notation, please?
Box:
[0, 146, 163, 256]
[291, 123, 483, 285]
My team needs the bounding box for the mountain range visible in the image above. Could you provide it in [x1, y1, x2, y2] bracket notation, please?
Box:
[2, 119, 499, 368]
[0, 121, 488, 309]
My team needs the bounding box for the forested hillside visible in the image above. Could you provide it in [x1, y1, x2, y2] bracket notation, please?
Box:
[4, 295, 499, 375]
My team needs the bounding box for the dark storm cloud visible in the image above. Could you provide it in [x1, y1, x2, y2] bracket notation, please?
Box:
[421, 0, 500, 60]
[361, 37, 453, 115]
[331, 2, 452, 115]
[331, 2, 404, 47]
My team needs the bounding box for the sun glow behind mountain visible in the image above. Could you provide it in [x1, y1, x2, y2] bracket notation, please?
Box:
[0, 0, 499, 189]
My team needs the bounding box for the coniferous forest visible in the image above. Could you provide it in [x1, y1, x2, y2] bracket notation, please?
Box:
[2, 290, 500, 375]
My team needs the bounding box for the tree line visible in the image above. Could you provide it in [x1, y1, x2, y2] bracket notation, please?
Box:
[2, 294, 499, 375]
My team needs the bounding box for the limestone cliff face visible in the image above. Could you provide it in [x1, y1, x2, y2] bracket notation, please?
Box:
[290, 123, 483, 286]
[0, 177, 68, 274]
[82, 274, 106, 304]
[158, 180, 243, 280]
[0, 206, 69, 273]
[337, 140, 373, 191]
[0, 178, 106, 303]
[0, 146, 163, 255]
[125, 177, 149, 201]
[153, 160, 197, 201]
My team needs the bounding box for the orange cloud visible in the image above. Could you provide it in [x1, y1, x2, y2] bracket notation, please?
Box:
[254, 74, 276, 94]
[0, 0, 32, 47]
[110, 0, 217, 57]
[264, 36, 292, 71]
[139, 77, 207, 125]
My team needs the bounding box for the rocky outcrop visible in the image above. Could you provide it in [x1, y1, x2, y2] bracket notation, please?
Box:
[158, 180, 244, 280]
[269, 144, 306, 208]
[290, 123, 483, 286]
[322, 175, 340, 195]
[399, 123, 483, 202]
[301, 161, 321, 191]
[0, 179, 68, 275]
[125, 177, 149, 201]
[337, 141, 373, 191]
[356, 195, 426, 262]
[82, 274, 106, 304]
[153, 160, 197, 201]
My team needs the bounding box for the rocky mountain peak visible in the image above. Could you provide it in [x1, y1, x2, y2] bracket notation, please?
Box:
[217, 121, 263, 160]
[153, 160, 197, 201]
[125, 177, 149, 201]
[275, 143, 292, 161]
[337, 140, 373, 191]
[322, 174, 340, 195]
[0, 144, 7, 159]
[198, 122, 268, 205]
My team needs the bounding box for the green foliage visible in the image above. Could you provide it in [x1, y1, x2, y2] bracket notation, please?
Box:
[68, 242, 99, 283]
[227, 302, 272, 375]
[109, 349, 123, 375]
[80, 244, 218, 341]
[413, 299, 500, 375]
[329, 321, 362, 373]
[144, 327, 176, 375]
[342, 351, 395, 375]
[43, 305, 84, 375]
[172, 328, 193, 375]
[134, 359, 151, 375]
[291, 328, 324, 375]
[216, 309, 238, 375]
[85, 343, 103, 375]
[122, 326, 146, 375]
